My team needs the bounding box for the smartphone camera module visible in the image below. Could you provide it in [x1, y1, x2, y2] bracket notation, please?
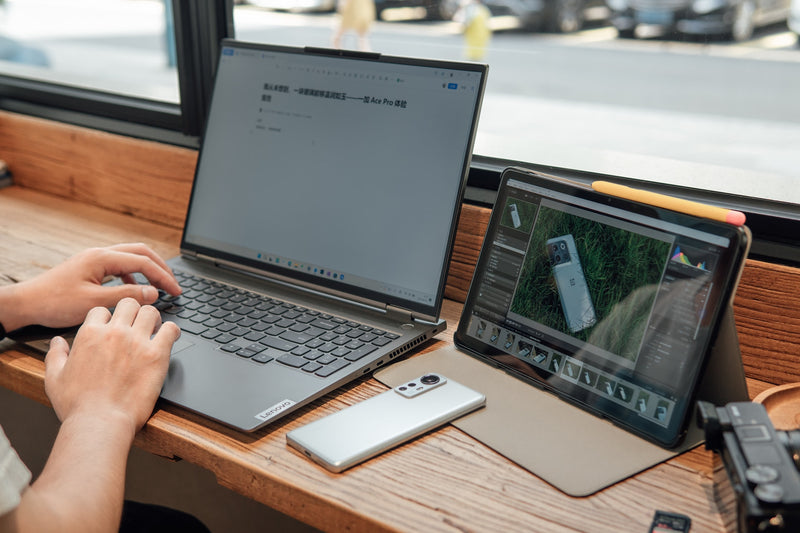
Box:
[396, 373, 447, 398]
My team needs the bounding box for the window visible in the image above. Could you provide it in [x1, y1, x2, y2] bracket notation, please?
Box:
[0, 0, 797, 263]
[0, 0, 231, 144]
[0, 0, 179, 102]
[231, 2, 800, 262]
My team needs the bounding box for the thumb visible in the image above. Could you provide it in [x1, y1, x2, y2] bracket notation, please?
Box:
[45, 335, 70, 384]
[96, 284, 160, 306]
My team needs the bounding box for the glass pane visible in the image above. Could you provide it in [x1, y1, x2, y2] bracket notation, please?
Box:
[0, 0, 179, 103]
[234, 1, 800, 207]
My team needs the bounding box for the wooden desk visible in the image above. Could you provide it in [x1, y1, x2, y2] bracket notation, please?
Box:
[2, 111, 800, 533]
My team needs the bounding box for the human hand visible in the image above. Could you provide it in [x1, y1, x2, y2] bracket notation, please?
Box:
[44, 298, 180, 436]
[2, 243, 181, 331]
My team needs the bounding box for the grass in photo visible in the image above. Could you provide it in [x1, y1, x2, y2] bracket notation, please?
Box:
[510, 204, 672, 362]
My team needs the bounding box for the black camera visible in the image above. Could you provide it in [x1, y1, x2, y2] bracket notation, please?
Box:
[697, 401, 800, 532]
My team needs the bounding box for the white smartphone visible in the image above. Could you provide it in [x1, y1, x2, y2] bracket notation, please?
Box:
[286, 373, 486, 473]
[546, 234, 597, 333]
[509, 203, 522, 228]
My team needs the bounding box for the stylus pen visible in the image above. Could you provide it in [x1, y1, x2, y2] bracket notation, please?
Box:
[591, 181, 746, 226]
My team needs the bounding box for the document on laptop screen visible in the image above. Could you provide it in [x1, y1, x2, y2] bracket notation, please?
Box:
[183, 43, 486, 317]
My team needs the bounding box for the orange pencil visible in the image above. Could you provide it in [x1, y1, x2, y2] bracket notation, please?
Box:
[591, 181, 746, 226]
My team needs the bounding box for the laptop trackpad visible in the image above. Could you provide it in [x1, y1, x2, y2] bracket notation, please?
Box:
[171, 336, 194, 355]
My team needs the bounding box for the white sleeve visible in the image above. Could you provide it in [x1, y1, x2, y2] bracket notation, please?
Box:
[0, 425, 32, 517]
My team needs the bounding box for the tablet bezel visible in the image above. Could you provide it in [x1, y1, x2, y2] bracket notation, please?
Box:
[454, 167, 751, 448]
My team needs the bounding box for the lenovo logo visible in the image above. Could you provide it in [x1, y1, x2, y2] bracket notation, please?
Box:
[254, 399, 296, 422]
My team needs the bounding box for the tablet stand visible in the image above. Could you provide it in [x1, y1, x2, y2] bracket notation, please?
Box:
[374, 305, 747, 497]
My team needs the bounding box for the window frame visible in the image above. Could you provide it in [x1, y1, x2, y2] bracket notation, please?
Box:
[0, 0, 235, 147]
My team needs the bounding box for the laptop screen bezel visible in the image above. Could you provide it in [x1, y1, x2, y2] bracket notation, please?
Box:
[179, 40, 488, 321]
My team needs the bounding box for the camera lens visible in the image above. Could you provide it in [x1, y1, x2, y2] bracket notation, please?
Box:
[560, 242, 566, 250]
[554, 254, 561, 262]
[420, 374, 440, 385]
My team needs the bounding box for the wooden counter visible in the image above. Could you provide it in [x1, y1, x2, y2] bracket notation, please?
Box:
[2, 110, 800, 533]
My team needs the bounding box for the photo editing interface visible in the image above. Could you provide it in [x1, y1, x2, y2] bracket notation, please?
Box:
[464, 178, 731, 430]
[183, 44, 484, 313]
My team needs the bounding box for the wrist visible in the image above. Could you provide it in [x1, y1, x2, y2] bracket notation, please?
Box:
[0, 283, 34, 332]
[60, 407, 138, 447]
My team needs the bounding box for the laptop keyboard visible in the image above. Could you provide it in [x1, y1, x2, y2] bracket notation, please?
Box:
[154, 271, 400, 377]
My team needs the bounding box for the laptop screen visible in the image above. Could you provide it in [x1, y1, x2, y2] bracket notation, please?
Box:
[182, 41, 487, 319]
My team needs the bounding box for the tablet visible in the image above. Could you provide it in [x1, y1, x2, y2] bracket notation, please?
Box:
[454, 167, 751, 448]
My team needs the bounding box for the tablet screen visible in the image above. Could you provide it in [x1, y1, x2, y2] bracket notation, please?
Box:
[454, 167, 750, 448]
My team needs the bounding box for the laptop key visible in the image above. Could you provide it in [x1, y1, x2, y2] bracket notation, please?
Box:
[292, 346, 310, 356]
[216, 322, 236, 333]
[277, 354, 307, 368]
[203, 318, 223, 328]
[220, 343, 241, 353]
[315, 359, 350, 378]
[237, 349, 256, 359]
[215, 333, 235, 344]
[344, 344, 377, 362]
[303, 350, 324, 361]
[252, 353, 274, 364]
[280, 331, 315, 345]
[245, 343, 265, 354]
[330, 347, 351, 358]
[316, 354, 337, 365]
[201, 329, 221, 340]
[261, 337, 298, 352]
[171, 318, 207, 336]
[311, 318, 337, 330]
[302, 362, 323, 373]
[244, 331, 265, 342]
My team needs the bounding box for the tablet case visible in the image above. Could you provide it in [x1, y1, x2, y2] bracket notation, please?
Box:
[374, 305, 747, 497]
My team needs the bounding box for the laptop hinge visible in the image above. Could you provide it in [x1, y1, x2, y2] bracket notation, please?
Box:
[386, 305, 437, 326]
[181, 252, 440, 324]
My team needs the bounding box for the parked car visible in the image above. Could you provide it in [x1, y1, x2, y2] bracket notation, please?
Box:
[374, 0, 464, 20]
[245, 0, 336, 13]
[790, 0, 800, 43]
[606, 0, 791, 41]
[483, 0, 609, 32]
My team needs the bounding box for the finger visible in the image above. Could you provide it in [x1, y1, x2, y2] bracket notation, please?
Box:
[84, 305, 113, 325]
[109, 243, 173, 274]
[151, 320, 181, 353]
[88, 283, 160, 307]
[131, 304, 163, 336]
[108, 297, 141, 326]
[101, 250, 181, 297]
[44, 336, 70, 387]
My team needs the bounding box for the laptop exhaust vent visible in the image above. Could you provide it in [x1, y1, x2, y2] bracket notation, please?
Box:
[388, 334, 431, 360]
[363, 334, 432, 375]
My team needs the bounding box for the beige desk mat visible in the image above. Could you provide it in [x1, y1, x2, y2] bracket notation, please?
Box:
[375, 345, 704, 497]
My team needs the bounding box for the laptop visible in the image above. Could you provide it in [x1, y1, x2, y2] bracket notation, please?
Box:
[130, 40, 486, 432]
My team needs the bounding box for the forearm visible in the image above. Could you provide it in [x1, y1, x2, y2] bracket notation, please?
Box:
[14, 411, 136, 533]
